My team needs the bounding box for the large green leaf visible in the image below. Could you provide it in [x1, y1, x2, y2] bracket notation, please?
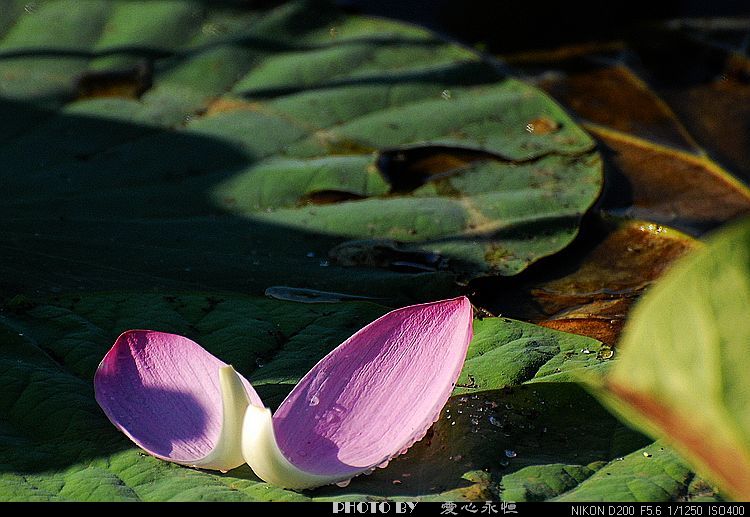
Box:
[0, 0, 601, 302]
[588, 218, 750, 500]
[0, 291, 704, 502]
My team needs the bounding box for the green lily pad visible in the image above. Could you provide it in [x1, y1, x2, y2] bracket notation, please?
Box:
[588, 218, 750, 500]
[0, 0, 601, 302]
[0, 291, 711, 501]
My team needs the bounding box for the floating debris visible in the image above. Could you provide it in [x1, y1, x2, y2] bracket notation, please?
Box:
[264, 286, 382, 304]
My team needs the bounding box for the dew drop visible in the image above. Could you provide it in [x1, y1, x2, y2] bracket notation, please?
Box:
[504, 449, 517, 458]
[378, 460, 390, 469]
[336, 479, 351, 488]
[488, 416, 502, 427]
[309, 395, 320, 406]
[470, 417, 479, 426]
[392, 479, 402, 485]
[219, 469, 228, 474]
[319, 260, 330, 267]
[524, 117, 560, 135]
[441, 89, 452, 100]
[643, 452, 652, 458]
[581, 348, 591, 354]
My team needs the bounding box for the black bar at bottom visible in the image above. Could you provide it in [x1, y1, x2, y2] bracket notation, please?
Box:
[322, 502, 748, 517]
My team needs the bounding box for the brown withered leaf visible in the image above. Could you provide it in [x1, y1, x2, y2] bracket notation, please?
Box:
[470, 217, 699, 345]
[590, 125, 750, 234]
[537, 59, 699, 152]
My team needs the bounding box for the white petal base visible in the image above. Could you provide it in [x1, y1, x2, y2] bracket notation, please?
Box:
[242, 404, 353, 489]
[188, 366, 251, 471]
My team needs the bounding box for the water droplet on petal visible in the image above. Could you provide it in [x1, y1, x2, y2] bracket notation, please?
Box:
[581, 348, 591, 354]
[336, 479, 351, 488]
[504, 449, 517, 458]
[309, 395, 320, 406]
[219, 469, 228, 474]
[378, 460, 390, 469]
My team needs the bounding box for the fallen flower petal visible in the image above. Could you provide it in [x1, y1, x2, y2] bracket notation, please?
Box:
[94, 297, 473, 489]
[94, 330, 263, 471]
[243, 296, 473, 488]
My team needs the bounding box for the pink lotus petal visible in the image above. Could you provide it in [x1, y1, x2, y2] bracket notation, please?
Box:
[242, 296, 473, 488]
[95, 330, 262, 471]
